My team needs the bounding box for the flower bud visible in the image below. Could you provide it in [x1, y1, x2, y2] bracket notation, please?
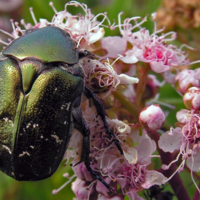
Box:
[175, 69, 200, 94]
[183, 87, 200, 110]
[139, 105, 165, 131]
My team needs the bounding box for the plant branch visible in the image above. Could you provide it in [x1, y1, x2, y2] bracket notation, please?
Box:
[149, 131, 190, 200]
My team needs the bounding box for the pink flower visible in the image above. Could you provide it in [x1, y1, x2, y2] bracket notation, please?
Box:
[72, 178, 94, 200]
[81, 58, 138, 98]
[50, 1, 108, 47]
[139, 105, 165, 131]
[69, 103, 166, 199]
[159, 109, 200, 174]
[175, 69, 200, 94]
[117, 13, 190, 73]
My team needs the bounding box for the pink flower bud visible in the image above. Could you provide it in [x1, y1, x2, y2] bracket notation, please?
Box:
[139, 105, 165, 131]
[175, 69, 200, 94]
[183, 87, 200, 110]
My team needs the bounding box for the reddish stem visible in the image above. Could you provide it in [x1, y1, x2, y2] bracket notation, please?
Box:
[149, 131, 190, 200]
[185, 165, 200, 181]
[193, 182, 200, 200]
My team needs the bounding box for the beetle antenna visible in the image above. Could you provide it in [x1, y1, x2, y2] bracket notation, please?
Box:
[49, 2, 57, 13]
[29, 7, 38, 25]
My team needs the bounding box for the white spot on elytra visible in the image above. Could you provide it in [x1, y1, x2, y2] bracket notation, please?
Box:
[3, 117, 14, 127]
[33, 124, 39, 128]
[51, 134, 63, 144]
[19, 151, 30, 157]
[26, 123, 31, 128]
[49, 167, 52, 174]
[30, 145, 34, 149]
[66, 102, 71, 111]
[60, 102, 71, 111]
[2, 145, 12, 154]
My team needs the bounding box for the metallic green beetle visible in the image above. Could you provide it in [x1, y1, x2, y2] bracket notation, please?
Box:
[0, 26, 122, 190]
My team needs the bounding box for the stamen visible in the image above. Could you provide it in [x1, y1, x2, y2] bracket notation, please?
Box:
[180, 44, 195, 51]
[190, 60, 200, 65]
[29, 7, 38, 25]
[161, 32, 177, 42]
[90, 12, 111, 31]
[10, 19, 18, 38]
[150, 97, 176, 109]
[49, 2, 57, 13]
[111, 55, 123, 66]
[76, 36, 84, 48]
[20, 19, 27, 29]
[65, 1, 86, 14]
[190, 155, 200, 193]
[131, 16, 147, 30]
[14, 22, 24, 35]
[163, 160, 185, 184]
[0, 28, 14, 38]
[117, 12, 124, 34]
[52, 174, 76, 194]
[0, 39, 9, 46]
[162, 151, 182, 170]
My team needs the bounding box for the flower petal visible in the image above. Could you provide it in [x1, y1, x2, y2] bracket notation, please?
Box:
[158, 128, 182, 153]
[142, 170, 167, 189]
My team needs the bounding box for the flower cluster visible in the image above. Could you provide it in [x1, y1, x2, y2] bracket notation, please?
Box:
[156, 0, 200, 29]
[1, 1, 200, 200]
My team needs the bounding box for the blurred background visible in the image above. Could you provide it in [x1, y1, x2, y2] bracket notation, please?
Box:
[0, 0, 199, 199]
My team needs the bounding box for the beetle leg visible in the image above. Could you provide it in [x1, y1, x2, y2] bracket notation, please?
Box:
[78, 50, 94, 60]
[84, 85, 123, 155]
[72, 99, 114, 192]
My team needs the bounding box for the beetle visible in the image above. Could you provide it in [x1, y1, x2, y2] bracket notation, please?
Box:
[144, 185, 174, 200]
[0, 26, 122, 190]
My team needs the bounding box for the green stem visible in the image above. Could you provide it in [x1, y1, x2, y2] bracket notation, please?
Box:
[113, 91, 140, 120]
